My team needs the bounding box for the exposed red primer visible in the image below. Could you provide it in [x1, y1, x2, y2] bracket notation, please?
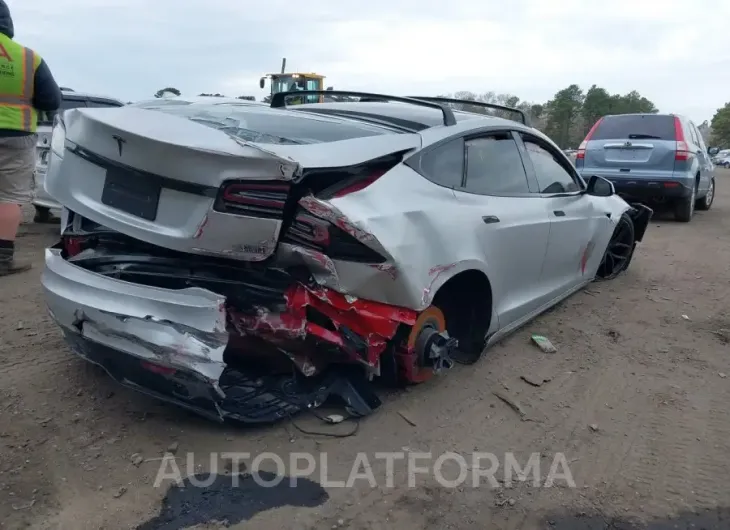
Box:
[193, 215, 209, 239]
[231, 283, 418, 371]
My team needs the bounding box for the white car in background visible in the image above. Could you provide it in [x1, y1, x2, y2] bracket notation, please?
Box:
[34, 89, 125, 222]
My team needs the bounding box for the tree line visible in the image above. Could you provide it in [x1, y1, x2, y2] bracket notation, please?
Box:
[436, 85, 665, 148]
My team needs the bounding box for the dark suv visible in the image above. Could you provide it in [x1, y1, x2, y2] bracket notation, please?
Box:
[575, 113, 718, 222]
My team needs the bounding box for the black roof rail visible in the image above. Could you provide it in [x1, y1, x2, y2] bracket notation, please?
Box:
[407, 96, 529, 125]
[270, 90, 457, 127]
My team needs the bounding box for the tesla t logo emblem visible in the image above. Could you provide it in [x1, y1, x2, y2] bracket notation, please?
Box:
[624, 141, 632, 147]
[112, 135, 126, 156]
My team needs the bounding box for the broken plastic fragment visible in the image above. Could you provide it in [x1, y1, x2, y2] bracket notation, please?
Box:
[531, 335, 557, 354]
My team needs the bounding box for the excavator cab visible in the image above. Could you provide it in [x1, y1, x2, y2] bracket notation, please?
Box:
[259, 73, 326, 105]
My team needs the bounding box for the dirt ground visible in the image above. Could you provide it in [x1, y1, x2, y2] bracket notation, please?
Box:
[2, 171, 730, 530]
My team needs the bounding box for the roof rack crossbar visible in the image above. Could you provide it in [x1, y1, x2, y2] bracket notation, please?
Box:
[270, 90, 457, 127]
[407, 96, 528, 125]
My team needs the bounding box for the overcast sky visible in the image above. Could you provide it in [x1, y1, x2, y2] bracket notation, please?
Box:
[8, 0, 729, 123]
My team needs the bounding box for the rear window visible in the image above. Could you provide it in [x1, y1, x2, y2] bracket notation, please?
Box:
[146, 104, 394, 145]
[591, 115, 676, 141]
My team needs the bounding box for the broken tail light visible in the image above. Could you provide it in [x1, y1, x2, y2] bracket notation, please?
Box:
[63, 236, 85, 258]
[283, 207, 386, 263]
[215, 180, 291, 220]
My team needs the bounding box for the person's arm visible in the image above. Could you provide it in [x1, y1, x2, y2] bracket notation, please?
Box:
[32, 59, 62, 112]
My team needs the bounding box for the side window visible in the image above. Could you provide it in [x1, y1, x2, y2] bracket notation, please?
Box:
[688, 122, 699, 146]
[522, 137, 580, 194]
[418, 138, 464, 188]
[691, 124, 706, 150]
[463, 133, 529, 195]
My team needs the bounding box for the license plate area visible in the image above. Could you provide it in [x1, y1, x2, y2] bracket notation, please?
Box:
[101, 168, 161, 221]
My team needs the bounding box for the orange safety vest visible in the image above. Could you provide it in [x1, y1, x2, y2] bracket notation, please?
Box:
[0, 32, 41, 132]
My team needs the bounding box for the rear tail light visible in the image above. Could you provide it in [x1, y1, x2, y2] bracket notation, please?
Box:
[664, 182, 680, 188]
[63, 236, 84, 257]
[576, 118, 603, 160]
[674, 117, 691, 161]
[332, 170, 387, 198]
[215, 180, 291, 220]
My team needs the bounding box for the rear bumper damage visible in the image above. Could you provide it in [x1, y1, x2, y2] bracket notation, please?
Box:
[41, 247, 427, 422]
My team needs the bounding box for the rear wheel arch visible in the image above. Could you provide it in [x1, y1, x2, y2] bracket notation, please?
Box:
[431, 269, 493, 359]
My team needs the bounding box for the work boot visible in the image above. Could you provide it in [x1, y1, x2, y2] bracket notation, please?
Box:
[0, 245, 32, 276]
[33, 206, 59, 224]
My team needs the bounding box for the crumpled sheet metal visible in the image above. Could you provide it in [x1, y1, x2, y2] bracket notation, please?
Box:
[233, 283, 418, 369]
[42, 248, 229, 383]
[280, 170, 493, 312]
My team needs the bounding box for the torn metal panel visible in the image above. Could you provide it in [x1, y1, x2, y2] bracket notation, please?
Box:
[231, 283, 417, 370]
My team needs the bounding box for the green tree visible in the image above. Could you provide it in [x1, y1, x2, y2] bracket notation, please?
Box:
[710, 103, 730, 147]
[154, 87, 181, 98]
[581, 85, 612, 134]
[544, 84, 584, 148]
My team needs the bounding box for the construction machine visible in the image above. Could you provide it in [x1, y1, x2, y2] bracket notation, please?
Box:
[259, 58, 329, 105]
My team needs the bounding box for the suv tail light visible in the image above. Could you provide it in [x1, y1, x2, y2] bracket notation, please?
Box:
[674, 117, 691, 161]
[215, 181, 291, 220]
[576, 118, 603, 160]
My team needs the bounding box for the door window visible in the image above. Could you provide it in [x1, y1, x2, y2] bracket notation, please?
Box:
[522, 137, 580, 194]
[463, 133, 529, 195]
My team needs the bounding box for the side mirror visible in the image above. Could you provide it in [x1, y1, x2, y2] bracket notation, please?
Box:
[259, 77, 265, 89]
[586, 175, 614, 197]
[708, 147, 719, 156]
[326, 86, 334, 91]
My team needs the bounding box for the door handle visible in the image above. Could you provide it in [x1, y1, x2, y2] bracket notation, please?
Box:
[553, 210, 565, 217]
[482, 215, 500, 224]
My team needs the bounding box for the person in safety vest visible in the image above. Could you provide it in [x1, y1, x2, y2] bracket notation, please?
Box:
[0, 0, 61, 276]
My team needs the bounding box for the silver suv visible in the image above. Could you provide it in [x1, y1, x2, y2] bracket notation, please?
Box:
[34, 89, 124, 222]
[575, 113, 717, 222]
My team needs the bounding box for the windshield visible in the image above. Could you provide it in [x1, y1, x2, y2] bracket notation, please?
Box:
[144, 103, 393, 144]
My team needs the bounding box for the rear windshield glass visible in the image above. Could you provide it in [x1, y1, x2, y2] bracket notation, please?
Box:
[591, 115, 676, 141]
[143, 104, 395, 144]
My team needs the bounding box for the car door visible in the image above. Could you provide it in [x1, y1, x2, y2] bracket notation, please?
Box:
[450, 130, 552, 328]
[519, 133, 608, 298]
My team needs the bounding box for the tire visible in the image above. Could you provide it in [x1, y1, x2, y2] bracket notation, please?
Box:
[674, 184, 696, 222]
[597, 213, 635, 280]
[696, 177, 715, 211]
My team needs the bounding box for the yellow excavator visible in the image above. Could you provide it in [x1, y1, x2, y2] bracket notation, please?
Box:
[259, 58, 328, 105]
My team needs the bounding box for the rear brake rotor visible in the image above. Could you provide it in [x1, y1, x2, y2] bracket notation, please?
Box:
[405, 306, 449, 382]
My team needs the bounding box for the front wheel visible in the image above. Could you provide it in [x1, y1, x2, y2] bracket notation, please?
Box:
[596, 213, 635, 280]
[696, 178, 715, 211]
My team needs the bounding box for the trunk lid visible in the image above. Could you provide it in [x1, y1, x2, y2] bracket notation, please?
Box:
[46, 107, 301, 262]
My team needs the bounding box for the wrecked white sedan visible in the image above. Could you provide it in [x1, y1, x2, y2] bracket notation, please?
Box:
[41, 92, 652, 423]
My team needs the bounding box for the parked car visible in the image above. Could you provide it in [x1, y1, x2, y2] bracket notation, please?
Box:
[34, 90, 125, 222]
[41, 92, 652, 423]
[575, 113, 717, 222]
[712, 149, 730, 167]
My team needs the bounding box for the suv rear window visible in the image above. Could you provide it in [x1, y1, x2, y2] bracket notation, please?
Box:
[591, 115, 676, 141]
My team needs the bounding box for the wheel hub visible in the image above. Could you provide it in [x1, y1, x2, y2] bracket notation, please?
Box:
[413, 327, 457, 374]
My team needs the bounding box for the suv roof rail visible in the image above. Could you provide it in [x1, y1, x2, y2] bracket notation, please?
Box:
[407, 96, 528, 125]
[270, 90, 457, 127]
